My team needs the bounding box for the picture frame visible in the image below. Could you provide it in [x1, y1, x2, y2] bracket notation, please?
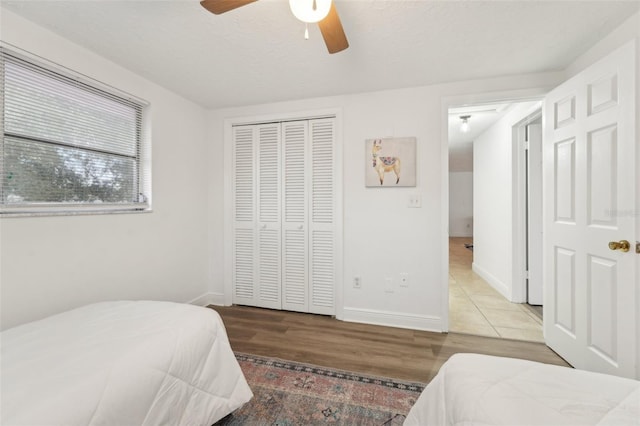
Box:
[365, 137, 417, 187]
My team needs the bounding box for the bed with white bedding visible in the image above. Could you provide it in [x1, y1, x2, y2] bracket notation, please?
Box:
[405, 353, 640, 426]
[0, 301, 253, 426]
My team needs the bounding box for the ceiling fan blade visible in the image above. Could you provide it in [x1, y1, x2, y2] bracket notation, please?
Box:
[200, 0, 257, 15]
[318, 2, 349, 54]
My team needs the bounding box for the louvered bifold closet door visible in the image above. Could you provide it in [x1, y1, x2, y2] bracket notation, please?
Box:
[309, 118, 336, 315]
[281, 121, 309, 312]
[256, 124, 282, 309]
[232, 125, 258, 306]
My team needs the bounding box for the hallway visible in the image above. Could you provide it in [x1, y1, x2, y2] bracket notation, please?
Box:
[449, 237, 544, 342]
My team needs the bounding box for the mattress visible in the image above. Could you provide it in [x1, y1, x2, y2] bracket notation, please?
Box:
[404, 353, 640, 426]
[0, 301, 253, 425]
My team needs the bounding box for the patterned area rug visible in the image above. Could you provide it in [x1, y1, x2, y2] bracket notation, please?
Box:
[216, 353, 425, 425]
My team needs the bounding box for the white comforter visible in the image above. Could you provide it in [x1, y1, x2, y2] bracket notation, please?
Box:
[1, 301, 253, 425]
[405, 353, 640, 426]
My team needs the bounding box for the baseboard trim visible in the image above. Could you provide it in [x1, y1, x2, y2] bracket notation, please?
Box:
[342, 307, 442, 332]
[449, 232, 473, 238]
[471, 262, 510, 300]
[187, 292, 226, 307]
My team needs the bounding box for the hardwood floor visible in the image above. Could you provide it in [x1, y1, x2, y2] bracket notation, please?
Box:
[210, 305, 569, 383]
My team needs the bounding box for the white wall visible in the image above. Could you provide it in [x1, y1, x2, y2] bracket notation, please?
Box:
[207, 73, 563, 331]
[472, 102, 539, 301]
[0, 7, 564, 334]
[5, 6, 632, 339]
[0, 8, 633, 376]
[449, 172, 473, 237]
[0, 10, 211, 330]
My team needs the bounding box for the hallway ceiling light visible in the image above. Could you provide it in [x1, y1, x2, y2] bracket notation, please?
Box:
[460, 115, 471, 133]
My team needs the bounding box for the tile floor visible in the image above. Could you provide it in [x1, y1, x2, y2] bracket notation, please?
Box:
[449, 237, 544, 342]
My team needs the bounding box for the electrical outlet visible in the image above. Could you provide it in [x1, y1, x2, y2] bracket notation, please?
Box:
[399, 273, 409, 287]
[353, 276, 362, 289]
[408, 194, 422, 208]
[384, 277, 394, 293]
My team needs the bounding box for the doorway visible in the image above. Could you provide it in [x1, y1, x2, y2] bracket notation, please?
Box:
[447, 101, 544, 342]
[515, 111, 543, 315]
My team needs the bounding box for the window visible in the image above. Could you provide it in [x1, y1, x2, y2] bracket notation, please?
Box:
[0, 47, 149, 215]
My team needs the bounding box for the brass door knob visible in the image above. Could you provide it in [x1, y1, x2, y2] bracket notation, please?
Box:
[608, 240, 630, 252]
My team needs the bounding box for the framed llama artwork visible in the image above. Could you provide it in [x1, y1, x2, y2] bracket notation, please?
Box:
[365, 137, 417, 187]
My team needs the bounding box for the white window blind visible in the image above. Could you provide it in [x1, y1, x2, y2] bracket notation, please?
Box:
[0, 47, 149, 215]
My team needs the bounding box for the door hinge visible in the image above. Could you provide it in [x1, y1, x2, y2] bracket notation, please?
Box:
[524, 140, 530, 151]
[525, 270, 529, 279]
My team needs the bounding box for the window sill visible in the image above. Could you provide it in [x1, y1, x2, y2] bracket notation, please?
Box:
[0, 207, 153, 219]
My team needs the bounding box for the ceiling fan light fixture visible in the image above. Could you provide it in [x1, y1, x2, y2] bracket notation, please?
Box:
[289, 0, 332, 23]
[460, 115, 471, 133]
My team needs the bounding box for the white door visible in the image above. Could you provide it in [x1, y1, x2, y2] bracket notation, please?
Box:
[543, 41, 637, 378]
[272, 118, 338, 315]
[282, 120, 309, 312]
[231, 118, 338, 315]
[527, 123, 543, 305]
[256, 123, 282, 309]
[232, 125, 258, 306]
[309, 118, 336, 315]
[232, 123, 282, 309]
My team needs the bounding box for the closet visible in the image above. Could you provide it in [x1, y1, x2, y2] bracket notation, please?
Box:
[231, 117, 337, 315]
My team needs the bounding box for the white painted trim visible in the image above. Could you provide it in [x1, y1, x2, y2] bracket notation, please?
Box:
[441, 88, 553, 333]
[512, 106, 543, 304]
[472, 262, 510, 300]
[223, 108, 344, 315]
[440, 100, 450, 332]
[449, 231, 473, 238]
[342, 307, 442, 332]
[333, 112, 345, 321]
[224, 108, 342, 127]
[187, 292, 227, 307]
[223, 120, 234, 306]
[512, 122, 528, 303]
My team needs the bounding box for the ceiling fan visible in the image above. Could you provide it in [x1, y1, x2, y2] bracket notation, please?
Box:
[200, 0, 349, 54]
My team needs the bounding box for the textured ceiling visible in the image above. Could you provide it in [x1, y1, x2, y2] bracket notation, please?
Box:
[2, 0, 639, 109]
